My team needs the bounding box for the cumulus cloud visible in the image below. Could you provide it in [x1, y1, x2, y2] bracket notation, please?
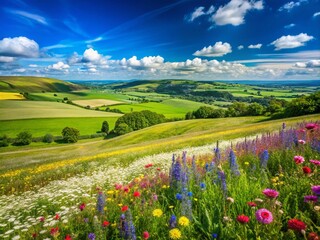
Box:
[238, 45, 244, 50]
[120, 56, 164, 70]
[313, 12, 320, 17]
[83, 48, 102, 63]
[279, 0, 308, 12]
[0, 56, 15, 63]
[295, 60, 320, 68]
[193, 42, 232, 57]
[47, 61, 70, 71]
[0, 37, 39, 58]
[284, 23, 295, 29]
[271, 33, 314, 50]
[248, 43, 262, 49]
[211, 0, 264, 26]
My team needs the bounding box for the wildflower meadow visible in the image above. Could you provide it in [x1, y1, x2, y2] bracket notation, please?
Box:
[0, 121, 319, 239]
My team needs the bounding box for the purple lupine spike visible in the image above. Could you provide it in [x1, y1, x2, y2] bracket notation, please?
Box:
[96, 192, 106, 214]
[260, 150, 269, 169]
[229, 149, 240, 176]
[218, 170, 227, 198]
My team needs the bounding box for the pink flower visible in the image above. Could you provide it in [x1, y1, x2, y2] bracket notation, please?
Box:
[247, 202, 257, 207]
[305, 123, 318, 130]
[79, 203, 86, 211]
[237, 214, 250, 224]
[298, 139, 306, 144]
[255, 208, 273, 224]
[294, 156, 305, 164]
[304, 195, 318, 203]
[311, 185, 320, 195]
[262, 188, 279, 198]
[310, 160, 320, 166]
[143, 231, 150, 239]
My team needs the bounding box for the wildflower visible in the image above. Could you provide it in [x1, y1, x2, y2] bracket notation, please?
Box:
[143, 231, 150, 239]
[102, 220, 110, 227]
[169, 228, 182, 239]
[223, 216, 232, 222]
[229, 149, 240, 176]
[255, 198, 264, 203]
[50, 227, 59, 238]
[65, 235, 72, 240]
[123, 186, 130, 193]
[200, 182, 206, 189]
[145, 163, 153, 168]
[237, 214, 250, 224]
[314, 206, 320, 211]
[54, 214, 60, 220]
[178, 216, 190, 227]
[32, 233, 37, 238]
[218, 170, 228, 198]
[304, 195, 318, 203]
[294, 156, 305, 164]
[39, 216, 45, 222]
[121, 206, 129, 212]
[152, 209, 163, 217]
[302, 166, 312, 174]
[260, 150, 269, 169]
[279, 210, 284, 214]
[255, 208, 273, 224]
[305, 123, 318, 130]
[247, 201, 257, 207]
[84, 218, 89, 223]
[96, 192, 106, 214]
[308, 232, 319, 240]
[310, 160, 320, 166]
[298, 139, 306, 144]
[153, 194, 158, 201]
[226, 197, 234, 203]
[88, 233, 96, 240]
[133, 191, 141, 197]
[169, 215, 177, 228]
[311, 185, 320, 195]
[288, 219, 306, 231]
[169, 205, 174, 209]
[176, 193, 183, 200]
[212, 233, 218, 238]
[115, 183, 122, 190]
[275, 200, 282, 206]
[79, 203, 86, 211]
[157, 167, 161, 171]
[244, 162, 249, 165]
[262, 188, 279, 198]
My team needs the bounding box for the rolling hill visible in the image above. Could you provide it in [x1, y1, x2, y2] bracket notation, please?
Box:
[0, 76, 84, 92]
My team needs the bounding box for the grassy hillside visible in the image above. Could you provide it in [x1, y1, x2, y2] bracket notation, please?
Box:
[0, 100, 122, 120]
[0, 117, 119, 138]
[0, 76, 84, 92]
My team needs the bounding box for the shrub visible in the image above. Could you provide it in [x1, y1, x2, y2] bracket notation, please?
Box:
[114, 123, 132, 135]
[0, 135, 9, 147]
[101, 121, 109, 134]
[62, 127, 80, 143]
[42, 133, 54, 143]
[13, 131, 32, 146]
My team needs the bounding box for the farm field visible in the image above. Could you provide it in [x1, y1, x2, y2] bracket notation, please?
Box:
[0, 117, 119, 138]
[73, 99, 123, 107]
[0, 92, 25, 100]
[0, 100, 122, 120]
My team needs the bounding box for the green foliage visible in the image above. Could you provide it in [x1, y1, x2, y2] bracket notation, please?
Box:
[140, 110, 165, 125]
[193, 106, 215, 119]
[114, 123, 132, 135]
[61, 127, 80, 143]
[42, 133, 54, 143]
[101, 120, 110, 134]
[246, 102, 265, 116]
[185, 111, 194, 120]
[0, 134, 9, 147]
[227, 102, 248, 117]
[13, 131, 32, 146]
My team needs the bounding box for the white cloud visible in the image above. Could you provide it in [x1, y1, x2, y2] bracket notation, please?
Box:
[279, 0, 308, 12]
[48, 61, 70, 71]
[238, 45, 244, 50]
[284, 23, 295, 29]
[193, 42, 232, 57]
[120, 56, 164, 70]
[271, 33, 314, 50]
[248, 43, 262, 49]
[211, 0, 264, 26]
[207, 6, 215, 15]
[6, 9, 48, 25]
[295, 60, 320, 68]
[313, 12, 320, 17]
[187, 6, 215, 22]
[0, 56, 15, 63]
[0, 37, 39, 58]
[83, 48, 102, 63]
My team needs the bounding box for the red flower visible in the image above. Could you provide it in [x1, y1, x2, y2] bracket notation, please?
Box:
[50, 227, 59, 237]
[32, 233, 37, 239]
[54, 214, 60, 220]
[308, 232, 319, 240]
[115, 183, 122, 190]
[302, 166, 312, 174]
[247, 202, 257, 207]
[123, 186, 130, 193]
[288, 219, 306, 231]
[79, 203, 86, 211]
[121, 205, 129, 212]
[102, 220, 110, 227]
[133, 191, 141, 197]
[143, 231, 150, 239]
[237, 214, 250, 224]
[145, 163, 153, 168]
[65, 234, 72, 240]
[39, 216, 45, 222]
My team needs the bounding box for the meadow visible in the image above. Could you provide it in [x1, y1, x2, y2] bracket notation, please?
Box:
[0, 119, 319, 239]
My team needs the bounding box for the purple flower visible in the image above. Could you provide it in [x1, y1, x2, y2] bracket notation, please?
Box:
[260, 150, 269, 169]
[311, 185, 320, 195]
[176, 193, 182, 200]
[229, 149, 240, 176]
[218, 170, 227, 198]
[310, 160, 320, 166]
[200, 182, 206, 189]
[262, 188, 279, 198]
[304, 195, 318, 203]
[88, 233, 96, 240]
[255, 208, 273, 224]
[169, 215, 177, 229]
[96, 192, 106, 214]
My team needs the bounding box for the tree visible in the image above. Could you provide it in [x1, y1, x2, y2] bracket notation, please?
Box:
[247, 103, 265, 116]
[115, 112, 149, 131]
[43, 133, 54, 143]
[227, 102, 248, 117]
[114, 123, 132, 135]
[140, 110, 165, 125]
[13, 131, 32, 146]
[101, 121, 110, 134]
[62, 127, 80, 143]
[210, 109, 226, 118]
[193, 106, 215, 119]
[0, 135, 9, 147]
[185, 111, 194, 120]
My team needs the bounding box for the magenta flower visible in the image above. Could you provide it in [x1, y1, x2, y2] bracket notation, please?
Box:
[305, 123, 318, 130]
[311, 186, 320, 195]
[294, 156, 305, 164]
[255, 208, 273, 224]
[310, 160, 320, 166]
[262, 188, 279, 199]
[304, 195, 318, 203]
[298, 139, 306, 144]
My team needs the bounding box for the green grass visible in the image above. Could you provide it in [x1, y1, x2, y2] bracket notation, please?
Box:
[0, 117, 118, 138]
[109, 98, 217, 118]
[0, 100, 122, 120]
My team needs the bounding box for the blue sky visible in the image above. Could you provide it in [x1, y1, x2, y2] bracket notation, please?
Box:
[0, 0, 319, 80]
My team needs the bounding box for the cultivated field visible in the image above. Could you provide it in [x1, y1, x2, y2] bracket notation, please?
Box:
[0, 92, 25, 100]
[73, 99, 123, 107]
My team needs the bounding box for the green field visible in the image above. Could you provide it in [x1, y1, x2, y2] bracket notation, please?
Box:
[0, 100, 122, 120]
[108, 98, 217, 118]
[0, 117, 118, 138]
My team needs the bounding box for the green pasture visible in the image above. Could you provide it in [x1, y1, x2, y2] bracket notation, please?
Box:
[0, 100, 122, 120]
[108, 98, 216, 118]
[0, 117, 118, 138]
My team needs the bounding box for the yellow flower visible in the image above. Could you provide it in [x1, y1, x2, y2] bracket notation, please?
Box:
[169, 228, 182, 239]
[111, 222, 117, 228]
[118, 203, 123, 207]
[169, 205, 174, 209]
[107, 190, 114, 195]
[106, 198, 112, 202]
[162, 185, 167, 189]
[152, 209, 163, 217]
[194, 198, 198, 201]
[279, 173, 284, 177]
[244, 162, 249, 165]
[178, 216, 190, 227]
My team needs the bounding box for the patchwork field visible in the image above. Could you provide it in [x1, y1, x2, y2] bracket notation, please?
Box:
[73, 99, 123, 107]
[0, 92, 25, 100]
[0, 100, 122, 120]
